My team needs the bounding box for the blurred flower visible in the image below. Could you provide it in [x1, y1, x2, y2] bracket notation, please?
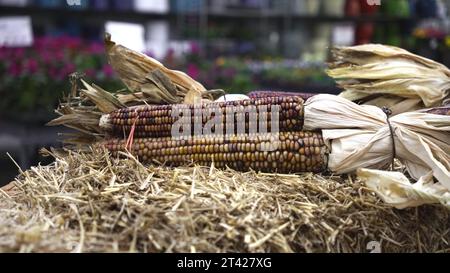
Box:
[13, 48, 25, 59]
[190, 42, 200, 55]
[7, 62, 22, 77]
[85, 68, 95, 78]
[88, 42, 104, 54]
[63, 36, 82, 50]
[49, 67, 60, 80]
[55, 51, 65, 62]
[224, 68, 236, 78]
[61, 63, 76, 77]
[187, 63, 199, 79]
[25, 59, 38, 74]
[0, 35, 123, 115]
[215, 57, 225, 67]
[102, 64, 114, 78]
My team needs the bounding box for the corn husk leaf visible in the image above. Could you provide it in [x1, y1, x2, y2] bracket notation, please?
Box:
[330, 44, 450, 73]
[104, 33, 208, 104]
[47, 34, 220, 143]
[422, 105, 450, 115]
[79, 79, 125, 113]
[328, 44, 450, 114]
[363, 97, 422, 114]
[358, 168, 450, 209]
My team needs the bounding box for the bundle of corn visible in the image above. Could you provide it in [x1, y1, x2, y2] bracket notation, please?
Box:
[41, 35, 448, 210]
[327, 44, 450, 115]
[49, 81, 450, 208]
[3, 34, 450, 253]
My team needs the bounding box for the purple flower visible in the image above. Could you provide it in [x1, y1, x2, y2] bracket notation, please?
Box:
[224, 68, 236, 78]
[85, 68, 95, 78]
[13, 48, 25, 59]
[102, 64, 114, 78]
[187, 63, 199, 79]
[62, 63, 76, 76]
[0, 47, 8, 59]
[25, 59, 39, 74]
[7, 62, 22, 77]
[87, 42, 104, 54]
[55, 51, 65, 62]
[41, 51, 53, 64]
[144, 50, 155, 59]
[62, 36, 82, 50]
[190, 42, 200, 55]
[49, 67, 59, 80]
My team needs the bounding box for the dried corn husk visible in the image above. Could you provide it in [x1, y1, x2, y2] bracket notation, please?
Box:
[327, 44, 450, 114]
[104, 33, 213, 104]
[357, 169, 450, 209]
[47, 33, 226, 143]
[304, 94, 450, 208]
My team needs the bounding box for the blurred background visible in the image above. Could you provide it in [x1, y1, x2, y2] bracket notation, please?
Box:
[1, 0, 450, 186]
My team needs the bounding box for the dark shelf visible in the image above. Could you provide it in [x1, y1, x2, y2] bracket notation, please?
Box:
[0, 6, 418, 24]
[207, 11, 417, 23]
[291, 15, 417, 23]
[0, 6, 170, 23]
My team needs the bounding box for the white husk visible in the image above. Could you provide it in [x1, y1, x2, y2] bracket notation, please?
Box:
[304, 94, 450, 208]
[215, 94, 251, 102]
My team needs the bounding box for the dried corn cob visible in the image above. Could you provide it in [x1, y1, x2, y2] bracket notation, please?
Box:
[247, 91, 316, 101]
[103, 96, 304, 138]
[424, 105, 450, 116]
[104, 131, 327, 173]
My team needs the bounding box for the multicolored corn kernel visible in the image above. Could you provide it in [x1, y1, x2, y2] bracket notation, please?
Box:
[105, 96, 304, 138]
[104, 131, 327, 173]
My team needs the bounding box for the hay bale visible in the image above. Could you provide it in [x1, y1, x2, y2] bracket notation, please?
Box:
[0, 148, 448, 253]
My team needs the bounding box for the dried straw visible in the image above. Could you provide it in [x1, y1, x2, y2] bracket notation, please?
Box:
[0, 148, 449, 253]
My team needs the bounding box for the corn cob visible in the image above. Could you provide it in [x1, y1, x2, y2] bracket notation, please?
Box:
[425, 105, 450, 116]
[247, 91, 316, 101]
[103, 96, 304, 138]
[104, 131, 327, 173]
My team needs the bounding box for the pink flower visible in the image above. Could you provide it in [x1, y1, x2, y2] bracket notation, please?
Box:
[13, 48, 25, 59]
[61, 36, 81, 50]
[187, 63, 199, 79]
[25, 59, 39, 74]
[54, 51, 65, 62]
[102, 64, 114, 77]
[85, 68, 95, 78]
[61, 63, 76, 77]
[0, 47, 7, 58]
[41, 51, 52, 64]
[87, 42, 104, 54]
[7, 62, 22, 77]
[190, 42, 200, 55]
[49, 67, 59, 80]
[224, 68, 236, 78]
